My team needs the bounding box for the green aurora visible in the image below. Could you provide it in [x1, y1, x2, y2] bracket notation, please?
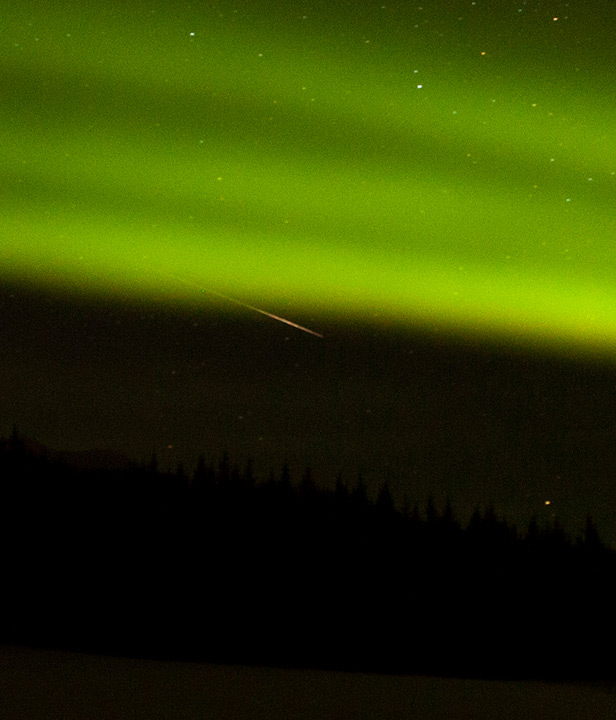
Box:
[2, 0, 616, 355]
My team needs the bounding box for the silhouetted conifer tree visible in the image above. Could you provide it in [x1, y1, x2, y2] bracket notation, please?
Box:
[280, 462, 292, 485]
[579, 513, 604, 552]
[467, 504, 482, 532]
[437, 496, 460, 550]
[400, 490, 412, 519]
[425, 493, 437, 525]
[192, 453, 215, 492]
[545, 515, 569, 555]
[175, 462, 187, 488]
[525, 514, 540, 546]
[3, 427, 616, 682]
[9, 424, 22, 453]
[242, 457, 256, 490]
[148, 451, 158, 474]
[218, 450, 231, 487]
[278, 462, 293, 500]
[333, 473, 348, 505]
[440, 496, 455, 525]
[299, 465, 317, 498]
[351, 474, 368, 509]
[230, 462, 242, 492]
[375, 480, 394, 516]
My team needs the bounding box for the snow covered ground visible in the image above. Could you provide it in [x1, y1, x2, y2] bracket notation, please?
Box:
[1, 645, 615, 719]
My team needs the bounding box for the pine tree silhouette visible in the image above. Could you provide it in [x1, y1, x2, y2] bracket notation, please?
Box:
[1, 429, 615, 681]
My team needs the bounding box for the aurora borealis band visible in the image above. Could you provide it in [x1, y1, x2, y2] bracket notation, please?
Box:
[2, 0, 616, 355]
[4, 1, 616, 548]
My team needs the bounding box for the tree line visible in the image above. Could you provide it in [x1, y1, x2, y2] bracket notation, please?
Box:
[0, 428, 615, 683]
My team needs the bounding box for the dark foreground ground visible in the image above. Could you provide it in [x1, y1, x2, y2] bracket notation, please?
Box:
[1, 645, 615, 720]
[3, 434, 616, 685]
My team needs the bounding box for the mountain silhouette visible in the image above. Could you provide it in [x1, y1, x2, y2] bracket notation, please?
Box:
[9, 433, 135, 471]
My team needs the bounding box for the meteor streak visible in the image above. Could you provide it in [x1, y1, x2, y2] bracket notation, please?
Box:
[200, 287, 324, 338]
[161, 271, 324, 338]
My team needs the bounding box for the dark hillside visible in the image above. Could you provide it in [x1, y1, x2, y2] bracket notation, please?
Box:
[1, 430, 614, 683]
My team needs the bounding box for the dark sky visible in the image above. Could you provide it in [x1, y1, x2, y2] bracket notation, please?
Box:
[3, 280, 616, 547]
[2, 0, 616, 545]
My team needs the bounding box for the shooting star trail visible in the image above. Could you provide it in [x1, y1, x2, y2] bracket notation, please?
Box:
[161, 272, 324, 338]
[201, 287, 324, 338]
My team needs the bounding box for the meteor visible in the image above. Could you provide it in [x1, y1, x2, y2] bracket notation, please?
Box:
[200, 287, 324, 338]
[161, 271, 324, 338]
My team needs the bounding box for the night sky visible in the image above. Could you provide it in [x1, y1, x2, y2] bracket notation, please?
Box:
[2, 0, 616, 544]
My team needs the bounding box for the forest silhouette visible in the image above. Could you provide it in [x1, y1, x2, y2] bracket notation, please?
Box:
[1, 427, 614, 683]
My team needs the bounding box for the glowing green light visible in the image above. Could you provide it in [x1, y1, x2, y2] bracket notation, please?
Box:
[2, 1, 616, 356]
